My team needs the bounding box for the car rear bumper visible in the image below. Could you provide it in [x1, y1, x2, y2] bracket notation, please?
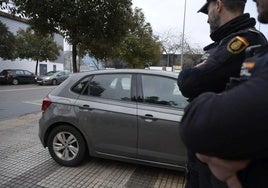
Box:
[0, 77, 12, 84]
[37, 80, 52, 85]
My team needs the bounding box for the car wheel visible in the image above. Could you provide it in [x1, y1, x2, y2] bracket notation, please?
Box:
[47, 125, 86, 167]
[52, 79, 57, 85]
[12, 79, 19, 85]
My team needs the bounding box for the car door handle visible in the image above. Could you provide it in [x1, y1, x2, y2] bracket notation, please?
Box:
[79, 104, 92, 111]
[141, 114, 158, 121]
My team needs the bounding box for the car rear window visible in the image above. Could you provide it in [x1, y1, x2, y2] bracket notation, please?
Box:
[72, 77, 90, 94]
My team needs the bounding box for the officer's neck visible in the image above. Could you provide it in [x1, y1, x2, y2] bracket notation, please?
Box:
[219, 10, 243, 28]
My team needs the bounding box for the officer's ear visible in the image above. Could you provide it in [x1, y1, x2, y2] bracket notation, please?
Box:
[216, 0, 223, 13]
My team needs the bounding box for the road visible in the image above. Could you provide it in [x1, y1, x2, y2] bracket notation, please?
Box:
[0, 112, 186, 188]
[0, 84, 56, 120]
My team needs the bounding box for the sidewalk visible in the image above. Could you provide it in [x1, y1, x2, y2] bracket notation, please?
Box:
[0, 113, 186, 188]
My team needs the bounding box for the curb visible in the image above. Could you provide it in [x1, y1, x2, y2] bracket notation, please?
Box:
[0, 112, 42, 131]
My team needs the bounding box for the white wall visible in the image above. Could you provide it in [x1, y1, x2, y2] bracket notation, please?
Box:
[0, 58, 64, 75]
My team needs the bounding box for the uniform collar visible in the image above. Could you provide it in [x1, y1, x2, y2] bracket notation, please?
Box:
[210, 14, 256, 42]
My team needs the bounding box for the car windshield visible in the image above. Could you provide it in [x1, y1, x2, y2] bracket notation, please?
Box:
[45, 71, 57, 76]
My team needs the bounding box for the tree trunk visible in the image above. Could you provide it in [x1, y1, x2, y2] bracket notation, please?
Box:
[35, 59, 39, 75]
[72, 44, 78, 73]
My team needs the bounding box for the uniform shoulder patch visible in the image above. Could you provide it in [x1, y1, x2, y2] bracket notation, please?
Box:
[227, 36, 249, 54]
[240, 61, 255, 77]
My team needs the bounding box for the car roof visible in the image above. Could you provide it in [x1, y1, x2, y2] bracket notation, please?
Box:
[47, 71, 59, 73]
[65, 69, 179, 85]
[2, 69, 28, 71]
[72, 68, 178, 78]
[48, 70, 69, 73]
[1, 69, 32, 73]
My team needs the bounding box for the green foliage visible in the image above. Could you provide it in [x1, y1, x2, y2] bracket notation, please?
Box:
[15, 28, 61, 74]
[0, 21, 16, 60]
[116, 8, 162, 68]
[8, 0, 133, 72]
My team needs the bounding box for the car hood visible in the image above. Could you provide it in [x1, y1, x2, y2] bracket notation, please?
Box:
[39, 76, 53, 79]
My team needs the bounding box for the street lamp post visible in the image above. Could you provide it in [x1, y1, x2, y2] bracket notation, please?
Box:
[180, 0, 187, 68]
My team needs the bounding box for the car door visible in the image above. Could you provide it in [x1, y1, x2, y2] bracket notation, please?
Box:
[75, 73, 138, 158]
[137, 74, 188, 166]
[55, 72, 64, 83]
[23, 70, 35, 83]
[14, 70, 24, 82]
[57, 71, 69, 83]
[62, 71, 70, 82]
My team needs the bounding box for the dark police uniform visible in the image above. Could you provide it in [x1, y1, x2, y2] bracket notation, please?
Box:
[177, 13, 267, 188]
[179, 44, 268, 188]
[178, 14, 267, 101]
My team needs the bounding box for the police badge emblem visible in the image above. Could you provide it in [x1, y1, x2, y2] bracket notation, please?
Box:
[227, 36, 249, 54]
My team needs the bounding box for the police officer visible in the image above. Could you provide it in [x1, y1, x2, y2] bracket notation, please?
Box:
[179, 0, 268, 187]
[177, 0, 267, 187]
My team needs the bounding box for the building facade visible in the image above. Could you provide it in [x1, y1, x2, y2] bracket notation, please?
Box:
[0, 11, 66, 75]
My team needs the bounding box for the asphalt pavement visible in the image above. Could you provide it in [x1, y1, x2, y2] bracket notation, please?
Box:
[0, 112, 186, 188]
[0, 84, 55, 120]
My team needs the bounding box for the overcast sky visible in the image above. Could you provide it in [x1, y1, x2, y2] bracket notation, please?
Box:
[131, 0, 268, 49]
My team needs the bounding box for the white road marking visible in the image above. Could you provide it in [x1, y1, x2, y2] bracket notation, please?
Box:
[0, 86, 55, 92]
[23, 101, 42, 106]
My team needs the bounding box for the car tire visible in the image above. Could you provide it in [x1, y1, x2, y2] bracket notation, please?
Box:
[12, 79, 19, 85]
[47, 125, 86, 167]
[52, 79, 57, 85]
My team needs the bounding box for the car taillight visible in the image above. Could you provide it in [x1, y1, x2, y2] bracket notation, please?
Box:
[7, 73, 13, 78]
[42, 97, 52, 112]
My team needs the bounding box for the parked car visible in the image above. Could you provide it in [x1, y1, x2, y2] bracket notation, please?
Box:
[38, 69, 188, 171]
[36, 70, 70, 85]
[0, 69, 36, 85]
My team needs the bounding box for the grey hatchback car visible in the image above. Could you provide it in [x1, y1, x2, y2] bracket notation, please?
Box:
[39, 69, 188, 171]
[36, 70, 70, 85]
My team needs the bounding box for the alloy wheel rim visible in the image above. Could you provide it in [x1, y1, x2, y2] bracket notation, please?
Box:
[53, 132, 79, 161]
[13, 79, 18, 85]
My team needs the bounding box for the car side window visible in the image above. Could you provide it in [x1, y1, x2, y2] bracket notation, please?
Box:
[87, 74, 132, 101]
[72, 77, 90, 94]
[64, 71, 70, 75]
[23, 71, 32, 75]
[15, 70, 24, 75]
[141, 75, 188, 109]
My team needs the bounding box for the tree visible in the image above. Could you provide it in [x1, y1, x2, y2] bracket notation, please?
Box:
[15, 28, 61, 75]
[116, 8, 162, 68]
[0, 21, 16, 60]
[3, 0, 133, 72]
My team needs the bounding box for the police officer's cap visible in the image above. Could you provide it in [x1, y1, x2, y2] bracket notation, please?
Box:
[198, 0, 247, 14]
